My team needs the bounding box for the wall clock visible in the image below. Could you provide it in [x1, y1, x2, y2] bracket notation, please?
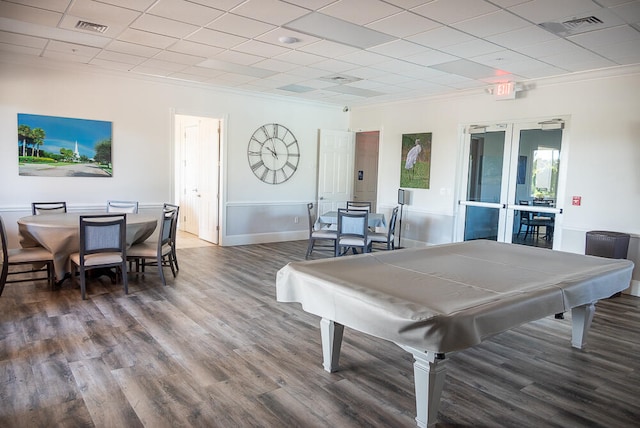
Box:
[247, 123, 300, 184]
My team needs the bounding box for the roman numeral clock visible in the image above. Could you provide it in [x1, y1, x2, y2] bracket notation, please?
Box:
[247, 123, 300, 184]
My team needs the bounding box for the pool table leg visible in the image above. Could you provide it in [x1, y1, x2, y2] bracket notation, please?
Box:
[320, 318, 344, 372]
[571, 302, 596, 349]
[400, 346, 447, 428]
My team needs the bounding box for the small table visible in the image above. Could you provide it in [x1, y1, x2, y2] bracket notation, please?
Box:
[18, 212, 157, 280]
[276, 240, 633, 427]
[317, 211, 386, 229]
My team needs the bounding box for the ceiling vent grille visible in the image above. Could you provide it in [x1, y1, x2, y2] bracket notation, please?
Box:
[562, 16, 603, 29]
[539, 15, 605, 36]
[319, 74, 362, 84]
[75, 20, 109, 33]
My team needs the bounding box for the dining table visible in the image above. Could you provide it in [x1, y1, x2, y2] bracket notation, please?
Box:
[316, 210, 386, 229]
[276, 240, 634, 427]
[18, 212, 158, 281]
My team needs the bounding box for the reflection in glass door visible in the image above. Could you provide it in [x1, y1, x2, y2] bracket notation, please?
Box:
[457, 120, 565, 248]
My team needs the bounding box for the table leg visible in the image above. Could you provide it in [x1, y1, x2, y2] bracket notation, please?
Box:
[320, 318, 344, 372]
[399, 345, 447, 428]
[571, 302, 596, 349]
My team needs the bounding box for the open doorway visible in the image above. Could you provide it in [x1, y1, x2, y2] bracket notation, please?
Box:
[353, 131, 379, 211]
[174, 114, 221, 244]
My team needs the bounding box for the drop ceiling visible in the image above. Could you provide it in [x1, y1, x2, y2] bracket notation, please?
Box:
[1, 0, 639, 106]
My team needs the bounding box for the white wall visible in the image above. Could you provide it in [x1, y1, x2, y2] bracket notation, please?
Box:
[349, 68, 640, 295]
[0, 60, 348, 247]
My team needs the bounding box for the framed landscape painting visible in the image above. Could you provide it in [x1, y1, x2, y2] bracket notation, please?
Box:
[400, 132, 432, 189]
[18, 113, 113, 177]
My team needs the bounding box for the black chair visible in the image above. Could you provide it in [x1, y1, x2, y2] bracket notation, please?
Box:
[163, 203, 180, 272]
[69, 214, 128, 300]
[31, 202, 67, 215]
[346, 201, 371, 211]
[107, 200, 139, 213]
[1, 215, 55, 296]
[305, 203, 337, 259]
[127, 208, 178, 286]
[370, 206, 399, 251]
[335, 209, 371, 256]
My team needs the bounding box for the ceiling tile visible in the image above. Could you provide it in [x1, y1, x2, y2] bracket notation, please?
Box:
[6, 0, 70, 13]
[610, 1, 640, 24]
[138, 57, 189, 72]
[298, 40, 360, 57]
[429, 59, 502, 79]
[147, 0, 225, 26]
[311, 58, 360, 73]
[508, 0, 602, 24]
[231, 0, 310, 26]
[0, 2, 61, 26]
[207, 13, 275, 38]
[366, 11, 440, 37]
[216, 49, 265, 65]
[255, 27, 321, 48]
[168, 40, 225, 58]
[89, 57, 138, 71]
[186, 28, 247, 49]
[46, 40, 101, 57]
[131, 14, 199, 38]
[412, 0, 499, 24]
[154, 50, 206, 65]
[440, 39, 503, 58]
[407, 26, 475, 48]
[569, 25, 640, 49]
[233, 39, 291, 57]
[403, 49, 459, 66]
[0, 30, 47, 49]
[367, 39, 428, 57]
[319, 0, 403, 26]
[252, 58, 300, 72]
[95, 0, 157, 11]
[486, 25, 559, 49]
[273, 49, 326, 66]
[451, 10, 530, 38]
[117, 28, 178, 49]
[337, 49, 390, 66]
[106, 39, 160, 57]
[95, 50, 146, 65]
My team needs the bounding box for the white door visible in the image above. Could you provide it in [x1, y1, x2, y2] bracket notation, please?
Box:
[182, 123, 200, 236]
[353, 131, 379, 211]
[177, 114, 220, 244]
[456, 119, 566, 248]
[317, 129, 355, 214]
[197, 118, 219, 244]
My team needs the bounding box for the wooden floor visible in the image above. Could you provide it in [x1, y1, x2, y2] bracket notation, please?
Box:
[1, 240, 639, 427]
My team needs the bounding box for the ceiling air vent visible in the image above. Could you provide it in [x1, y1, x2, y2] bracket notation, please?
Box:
[539, 15, 604, 36]
[319, 74, 362, 85]
[75, 20, 109, 33]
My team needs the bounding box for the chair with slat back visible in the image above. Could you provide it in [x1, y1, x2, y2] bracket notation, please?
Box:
[69, 214, 128, 300]
[163, 203, 180, 272]
[346, 201, 372, 211]
[370, 206, 399, 251]
[107, 200, 139, 214]
[305, 202, 337, 259]
[127, 208, 177, 286]
[31, 202, 67, 215]
[335, 208, 371, 256]
[1, 215, 55, 297]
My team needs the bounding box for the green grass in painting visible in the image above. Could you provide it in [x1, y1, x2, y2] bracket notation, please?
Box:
[401, 161, 430, 189]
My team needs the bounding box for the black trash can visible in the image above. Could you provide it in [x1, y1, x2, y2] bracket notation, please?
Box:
[585, 230, 630, 298]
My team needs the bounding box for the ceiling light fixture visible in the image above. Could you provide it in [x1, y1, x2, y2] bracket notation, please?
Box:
[278, 36, 299, 44]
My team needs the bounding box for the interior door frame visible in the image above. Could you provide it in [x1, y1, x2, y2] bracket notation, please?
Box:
[173, 111, 222, 244]
[455, 117, 568, 248]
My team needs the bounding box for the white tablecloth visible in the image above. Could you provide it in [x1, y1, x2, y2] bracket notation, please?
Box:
[19, 212, 157, 279]
[277, 240, 633, 353]
[317, 211, 386, 229]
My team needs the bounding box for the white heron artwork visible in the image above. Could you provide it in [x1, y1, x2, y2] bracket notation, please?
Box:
[400, 132, 432, 189]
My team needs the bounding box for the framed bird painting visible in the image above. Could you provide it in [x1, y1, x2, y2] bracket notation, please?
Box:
[400, 132, 431, 189]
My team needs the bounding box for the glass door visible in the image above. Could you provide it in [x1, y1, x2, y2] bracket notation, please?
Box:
[457, 119, 565, 248]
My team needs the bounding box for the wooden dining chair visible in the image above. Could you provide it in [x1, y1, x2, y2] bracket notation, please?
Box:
[69, 214, 128, 300]
[31, 201, 67, 215]
[0, 215, 55, 297]
[370, 206, 399, 251]
[127, 207, 177, 286]
[306, 202, 337, 259]
[335, 208, 371, 256]
[106, 200, 139, 213]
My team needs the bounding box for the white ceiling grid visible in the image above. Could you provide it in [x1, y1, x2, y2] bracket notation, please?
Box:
[0, 0, 638, 105]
